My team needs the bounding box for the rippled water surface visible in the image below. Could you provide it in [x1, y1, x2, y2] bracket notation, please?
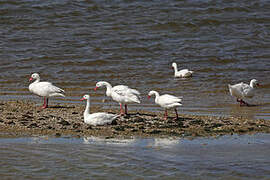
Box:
[0, 0, 269, 119]
[1, 134, 270, 179]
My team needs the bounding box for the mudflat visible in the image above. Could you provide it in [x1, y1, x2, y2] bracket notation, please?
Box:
[0, 100, 269, 138]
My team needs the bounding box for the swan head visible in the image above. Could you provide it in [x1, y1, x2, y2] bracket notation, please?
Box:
[94, 81, 107, 91]
[172, 62, 177, 69]
[80, 94, 90, 101]
[250, 79, 260, 88]
[148, 90, 158, 99]
[29, 73, 40, 82]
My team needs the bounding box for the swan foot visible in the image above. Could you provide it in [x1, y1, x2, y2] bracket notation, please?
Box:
[41, 105, 48, 109]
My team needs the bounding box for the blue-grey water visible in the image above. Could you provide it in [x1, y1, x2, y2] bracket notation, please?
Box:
[1, 134, 270, 179]
[0, 0, 269, 120]
[1, 1, 270, 179]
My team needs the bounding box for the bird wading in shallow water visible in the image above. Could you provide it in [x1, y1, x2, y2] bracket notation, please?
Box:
[228, 79, 260, 106]
[28, 73, 65, 109]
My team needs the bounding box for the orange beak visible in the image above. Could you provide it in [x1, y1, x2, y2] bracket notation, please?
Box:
[147, 95, 151, 99]
[80, 97, 85, 101]
[94, 86, 98, 91]
[29, 77, 33, 82]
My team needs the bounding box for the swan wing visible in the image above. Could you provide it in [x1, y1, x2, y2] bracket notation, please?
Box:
[159, 94, 182, 107]
[229, 82, 254, 98]
[241, 83, 254, 98]
[86, 113, 118, 126]
[176, 69, 193, 77]
[30, 82, 65, 97]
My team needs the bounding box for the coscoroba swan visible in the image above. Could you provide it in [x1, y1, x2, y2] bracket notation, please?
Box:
[80, 94, 118, 126]
[228, 79, 260, 106]
[94, 81, 140, 115]
[148, 90, 182, 120]
[28, 73, 65, 109]
[172, 62, 193, 78]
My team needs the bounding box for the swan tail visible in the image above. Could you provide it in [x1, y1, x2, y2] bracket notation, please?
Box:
[228, 84, 233, 95]
[50, 93, 65, 97]
[129, 88, 140, 95]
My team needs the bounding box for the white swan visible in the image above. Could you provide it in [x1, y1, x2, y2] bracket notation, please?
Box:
[228, 79, 260, 106]
[29, 73, 65, 109]
[172, 62, 193, 78]
[94, 81, 140, 115]
[80, 94, 118, 126]
[148, 90, 182, 120]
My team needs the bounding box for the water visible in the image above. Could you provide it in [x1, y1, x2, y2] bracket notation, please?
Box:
[2, 2, 270, 178]
[0, 134, 270, 179]
[0, 0, 270, 119]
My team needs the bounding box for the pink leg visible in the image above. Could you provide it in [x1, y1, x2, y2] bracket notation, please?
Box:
[174, 109, 179, 120]
[42, 97, 48, 109]
[124, 104, 128, 115]
[164, 109, 168, 120]
[120, 104, 124, 116]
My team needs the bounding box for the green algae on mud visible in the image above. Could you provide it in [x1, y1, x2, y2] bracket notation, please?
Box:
[0, 100, 270, 138]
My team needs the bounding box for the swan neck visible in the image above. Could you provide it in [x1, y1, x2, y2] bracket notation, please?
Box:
[173, 65, 178, 74]
[104, 82, 112, 96]
[33, 78, 40, 83]
[84, 99, 90, 119]
[154, 91, 160, 102]
[250, 81, 255, 88]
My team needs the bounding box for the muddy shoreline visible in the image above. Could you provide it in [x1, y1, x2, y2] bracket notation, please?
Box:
[0, 100, 269, 138]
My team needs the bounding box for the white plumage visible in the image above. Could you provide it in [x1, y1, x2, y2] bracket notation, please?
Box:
[80, 95, 118, 126]
[28, 73, 65, 108]
[95, 81, 140, 115]
[172, 62, 193, 78]
[148, 90, 182, 120]
[228, 79, 260, 106]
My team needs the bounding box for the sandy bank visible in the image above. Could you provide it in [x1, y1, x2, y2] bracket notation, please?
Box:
[0, 100, 269, 138]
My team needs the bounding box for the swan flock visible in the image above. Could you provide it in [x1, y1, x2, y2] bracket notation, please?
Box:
[28, 61, 261, 124]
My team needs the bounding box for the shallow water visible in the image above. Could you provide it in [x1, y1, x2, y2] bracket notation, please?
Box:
[0, 0, 269, 119]
[0, 134, 270, 179]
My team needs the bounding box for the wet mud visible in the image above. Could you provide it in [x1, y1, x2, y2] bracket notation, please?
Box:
[0, 100, 270, 138]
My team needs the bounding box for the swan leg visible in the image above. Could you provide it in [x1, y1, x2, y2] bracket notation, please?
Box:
[124, 104, 128, 115]
[174, 109, 179, 120]
[42, 97, 46, 106]
[42, 97, 48, 109]
[164, 109, 168, 120]
[119, 103, 124, 116]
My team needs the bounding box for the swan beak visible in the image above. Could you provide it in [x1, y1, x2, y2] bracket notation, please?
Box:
[80, 97, 85, 101]
[147, 95, 151, 99]
[29, 77, 33, 82]
[94, 86, 98, 91]
[257, 83, 260, 87]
